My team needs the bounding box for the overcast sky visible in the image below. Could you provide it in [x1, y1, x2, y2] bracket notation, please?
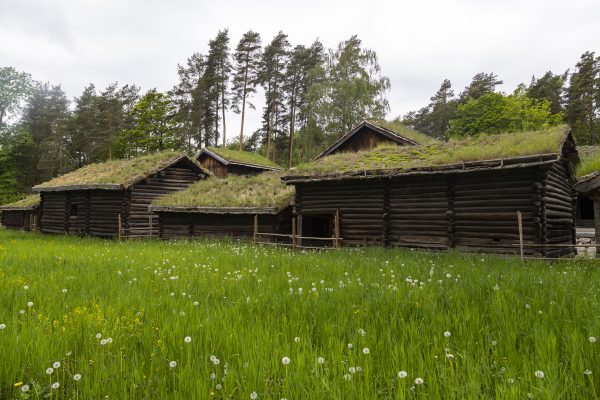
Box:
[1, 0, 599, 138]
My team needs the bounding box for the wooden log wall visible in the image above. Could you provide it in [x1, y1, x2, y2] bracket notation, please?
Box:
[126, 167, 200, 238]
[88, 191, 124, 237]
[158, 212, 277, 240]
[542, 160, 576, 257]
[389, 176, 449, 249]
[67, 191, 89, 235]
[40, 192, 67, 233]
[452, 169, 540, 255]
[199, 157, 227, 177]
[294, 163, 576, 256]
[333, 128, 402, 154]
[296, 181, 386, 246]
[1, 210, 36, 230]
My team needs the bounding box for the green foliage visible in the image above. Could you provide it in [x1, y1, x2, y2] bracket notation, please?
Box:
[369, 119, 437, 145]
[204, 30, 232, 146]
[1, 231, 600, 399]
[0, 66, 34, 127]
[565, 51, 600, 145]
[294, 126, 568, 175]
[458, 72, 503, 103]
[449, 92, 562, 137]
[577, 146, 600, 177]
[0, 193, 39, 208]
[527, 71, 567, 115]
[119, 89, 178, 156]
[153, 172, 293, 209]
[309, 36, 390, 140]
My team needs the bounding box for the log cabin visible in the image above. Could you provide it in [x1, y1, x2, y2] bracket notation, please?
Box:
[32, 152, 209, 238]
[150, 172, 293, 240]
[575, 146, 599, 228]
[284, 126, 579, 258]
[0, 194, 40, 231]
[574, 147, 600, 257]
[196, 147, 282, 177]
[314, 119, 434, 160]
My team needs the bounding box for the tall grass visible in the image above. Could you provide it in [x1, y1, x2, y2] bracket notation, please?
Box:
[0, 230, 599, 399]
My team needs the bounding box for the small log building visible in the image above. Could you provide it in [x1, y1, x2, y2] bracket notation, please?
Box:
[575, 171, 600, 258]
[314, 120, 430, 160]
[32, 153, 208, 238]
[0, 195, 40, 231]
[284, 127, 579, 258]
[150, 172, 293, 240]
[196, 147, 282, 177]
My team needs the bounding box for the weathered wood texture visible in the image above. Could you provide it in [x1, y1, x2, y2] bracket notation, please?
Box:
[1, 209, 38, 231]
[332, 127, 403, 154]
[198, 156, 267, 177]
[594, 194, 600, 259]
[293, 162, 576, 257]
[125, 167, 199, 237]
[39, 163, 201, 238]
[157, 210, 292, 240]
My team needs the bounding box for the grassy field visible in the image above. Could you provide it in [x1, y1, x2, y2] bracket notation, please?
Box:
[0, 230, 599, 399]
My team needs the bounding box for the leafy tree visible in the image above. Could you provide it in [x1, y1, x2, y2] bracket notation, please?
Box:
[310, 35, 390, 142]
[458, 72, 503, 103]
[231, 31, 261, 150]
[69, 84, 99, 167]
[0, 66, 34, 128]
[259, 31, 290, 161]
[449, 91, 561, 137]
[527, 71, 567, 115]
[0, 126, 33, 203]
[565, 51, 600, 144]
[120, 89, 177, 156]
[204, 30, 231, 146]
[170, 53, 207, 150]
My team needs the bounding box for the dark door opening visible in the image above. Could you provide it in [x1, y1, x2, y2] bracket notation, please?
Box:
[577, 196, 595, 227]
[301, 214, 335, 247]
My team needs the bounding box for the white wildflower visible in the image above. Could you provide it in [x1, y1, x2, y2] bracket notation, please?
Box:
[362, 347, 370, 355]
[317, 357, 325, 364]
[534, 370, 545, 379]
[444, 331, 451, 338]
[169, 360, 177, 369]
[53, 361, 61, 369]
[398, 370, 408, 378]
[415, 377, 424, 385]
[73, 374, 82, 381]
[184, 336, 192, 343]
[281, 356, 290, 365]
[51, 382, 60, 389]
[46, 367, 54, 375]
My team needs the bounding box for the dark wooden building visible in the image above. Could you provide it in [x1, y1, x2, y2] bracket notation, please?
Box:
[196, 147, 282, 177]
[284, 128, 579, 258]
[314, 120, 430, 160]
[575, 171, 600, 258]
[150, 172, 293, 240]
[0, 195, 40, 231]
[32, 153, 208, 238]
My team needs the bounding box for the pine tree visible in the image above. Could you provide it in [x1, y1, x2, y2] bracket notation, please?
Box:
[205, 30, 231, 146]
[458, 72, 503, 103]
[69, 84, 99, 167]
[565, 51, 600, 144]
[231, 31, 261, 150]
[428, 79, 457, 139]
[259, 31, 290, 161]
[527, 71, 567, 115]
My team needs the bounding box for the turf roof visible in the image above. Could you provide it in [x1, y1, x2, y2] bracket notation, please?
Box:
[0, 194, 40, 210]
[151, 172, 294, 211]
[366, 119, 437, 145]
[203, 147, 281, 169]
[289, 125, 570, 178]
[34, 152, 207, 191]
[576, 146, 600, 178]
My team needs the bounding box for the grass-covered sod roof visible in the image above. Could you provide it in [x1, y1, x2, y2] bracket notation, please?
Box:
[290, 126, 570, 178]
[0, 194, 40, 210]
[576, 146, 600, 178]
[366, 119, 437, 145]
[34, 152, 206, 191]
[203, 147, 281, 169]
[152, 172, 294, 213]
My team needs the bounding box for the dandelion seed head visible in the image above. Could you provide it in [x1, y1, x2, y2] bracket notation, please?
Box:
[51, 382, 60, 389]
[184, 336, 192, 343]
[534, 370, 545, 379]
[62, 288, 67, 293]
[169, 360, 177, 368]
[250, 391, 258, 399]
[216, 383, 222, 390]
[398, 371, 408, 378]
[21, 384, 29, 392]
[317, 357, 325, 364]
[95, 333, 102, 339]
[349, 367, 356, 373]
[100, 339, 107, 345]
[343, 374, 351, 381]
[415, 377, 424, 385]
[347, 343, 353, 349]
[362, 347, 370, 355]
[444, 331, 451, 338]
[585, 369, 592, 376]
[294, 336, 300, 343]
[106, 337, 113, 344]
[589, 336, 597, 343]
[73, 374, 82, 381]
[53, 361, 61, 369]
[0, 324, 5, 330]
[27, 302, 33, 307]
[281, 356, 290, 365]
[46, 367, 54, 375]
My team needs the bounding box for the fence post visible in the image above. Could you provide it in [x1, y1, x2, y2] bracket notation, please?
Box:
[335, 209, 341, 249]
[253, 214, 258, 244]
[292, 216, 297, 248]
[517, 211, 523, 260]
[118, 214, 122, 241]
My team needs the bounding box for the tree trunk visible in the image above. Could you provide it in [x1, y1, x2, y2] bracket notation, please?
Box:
[288, 93, 296, 169]
[221, 59, 227, 147]
[266, 102, 274, 160]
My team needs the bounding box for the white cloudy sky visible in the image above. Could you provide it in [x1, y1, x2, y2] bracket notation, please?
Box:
[1, 0, 599, 137]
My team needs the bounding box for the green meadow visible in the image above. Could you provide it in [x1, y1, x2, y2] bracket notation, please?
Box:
[0, 230, 599, 399]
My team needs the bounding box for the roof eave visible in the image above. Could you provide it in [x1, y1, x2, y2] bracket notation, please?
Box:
[149, 205, 279, 214]
[33, 184, 124, 192]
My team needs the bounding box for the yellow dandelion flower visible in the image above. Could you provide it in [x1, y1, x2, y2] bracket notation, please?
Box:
[14, 381, 23, 387]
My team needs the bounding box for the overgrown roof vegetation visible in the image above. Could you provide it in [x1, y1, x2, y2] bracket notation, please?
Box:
[35, 152, 204, 190]
[292, 125, 569, 176]
[206, 147, 281, 169]
[367, 119, 437, 145]
[0, 194, 40, 209]
[577, 146, 600, 178]
[152, 172, 294, 210]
